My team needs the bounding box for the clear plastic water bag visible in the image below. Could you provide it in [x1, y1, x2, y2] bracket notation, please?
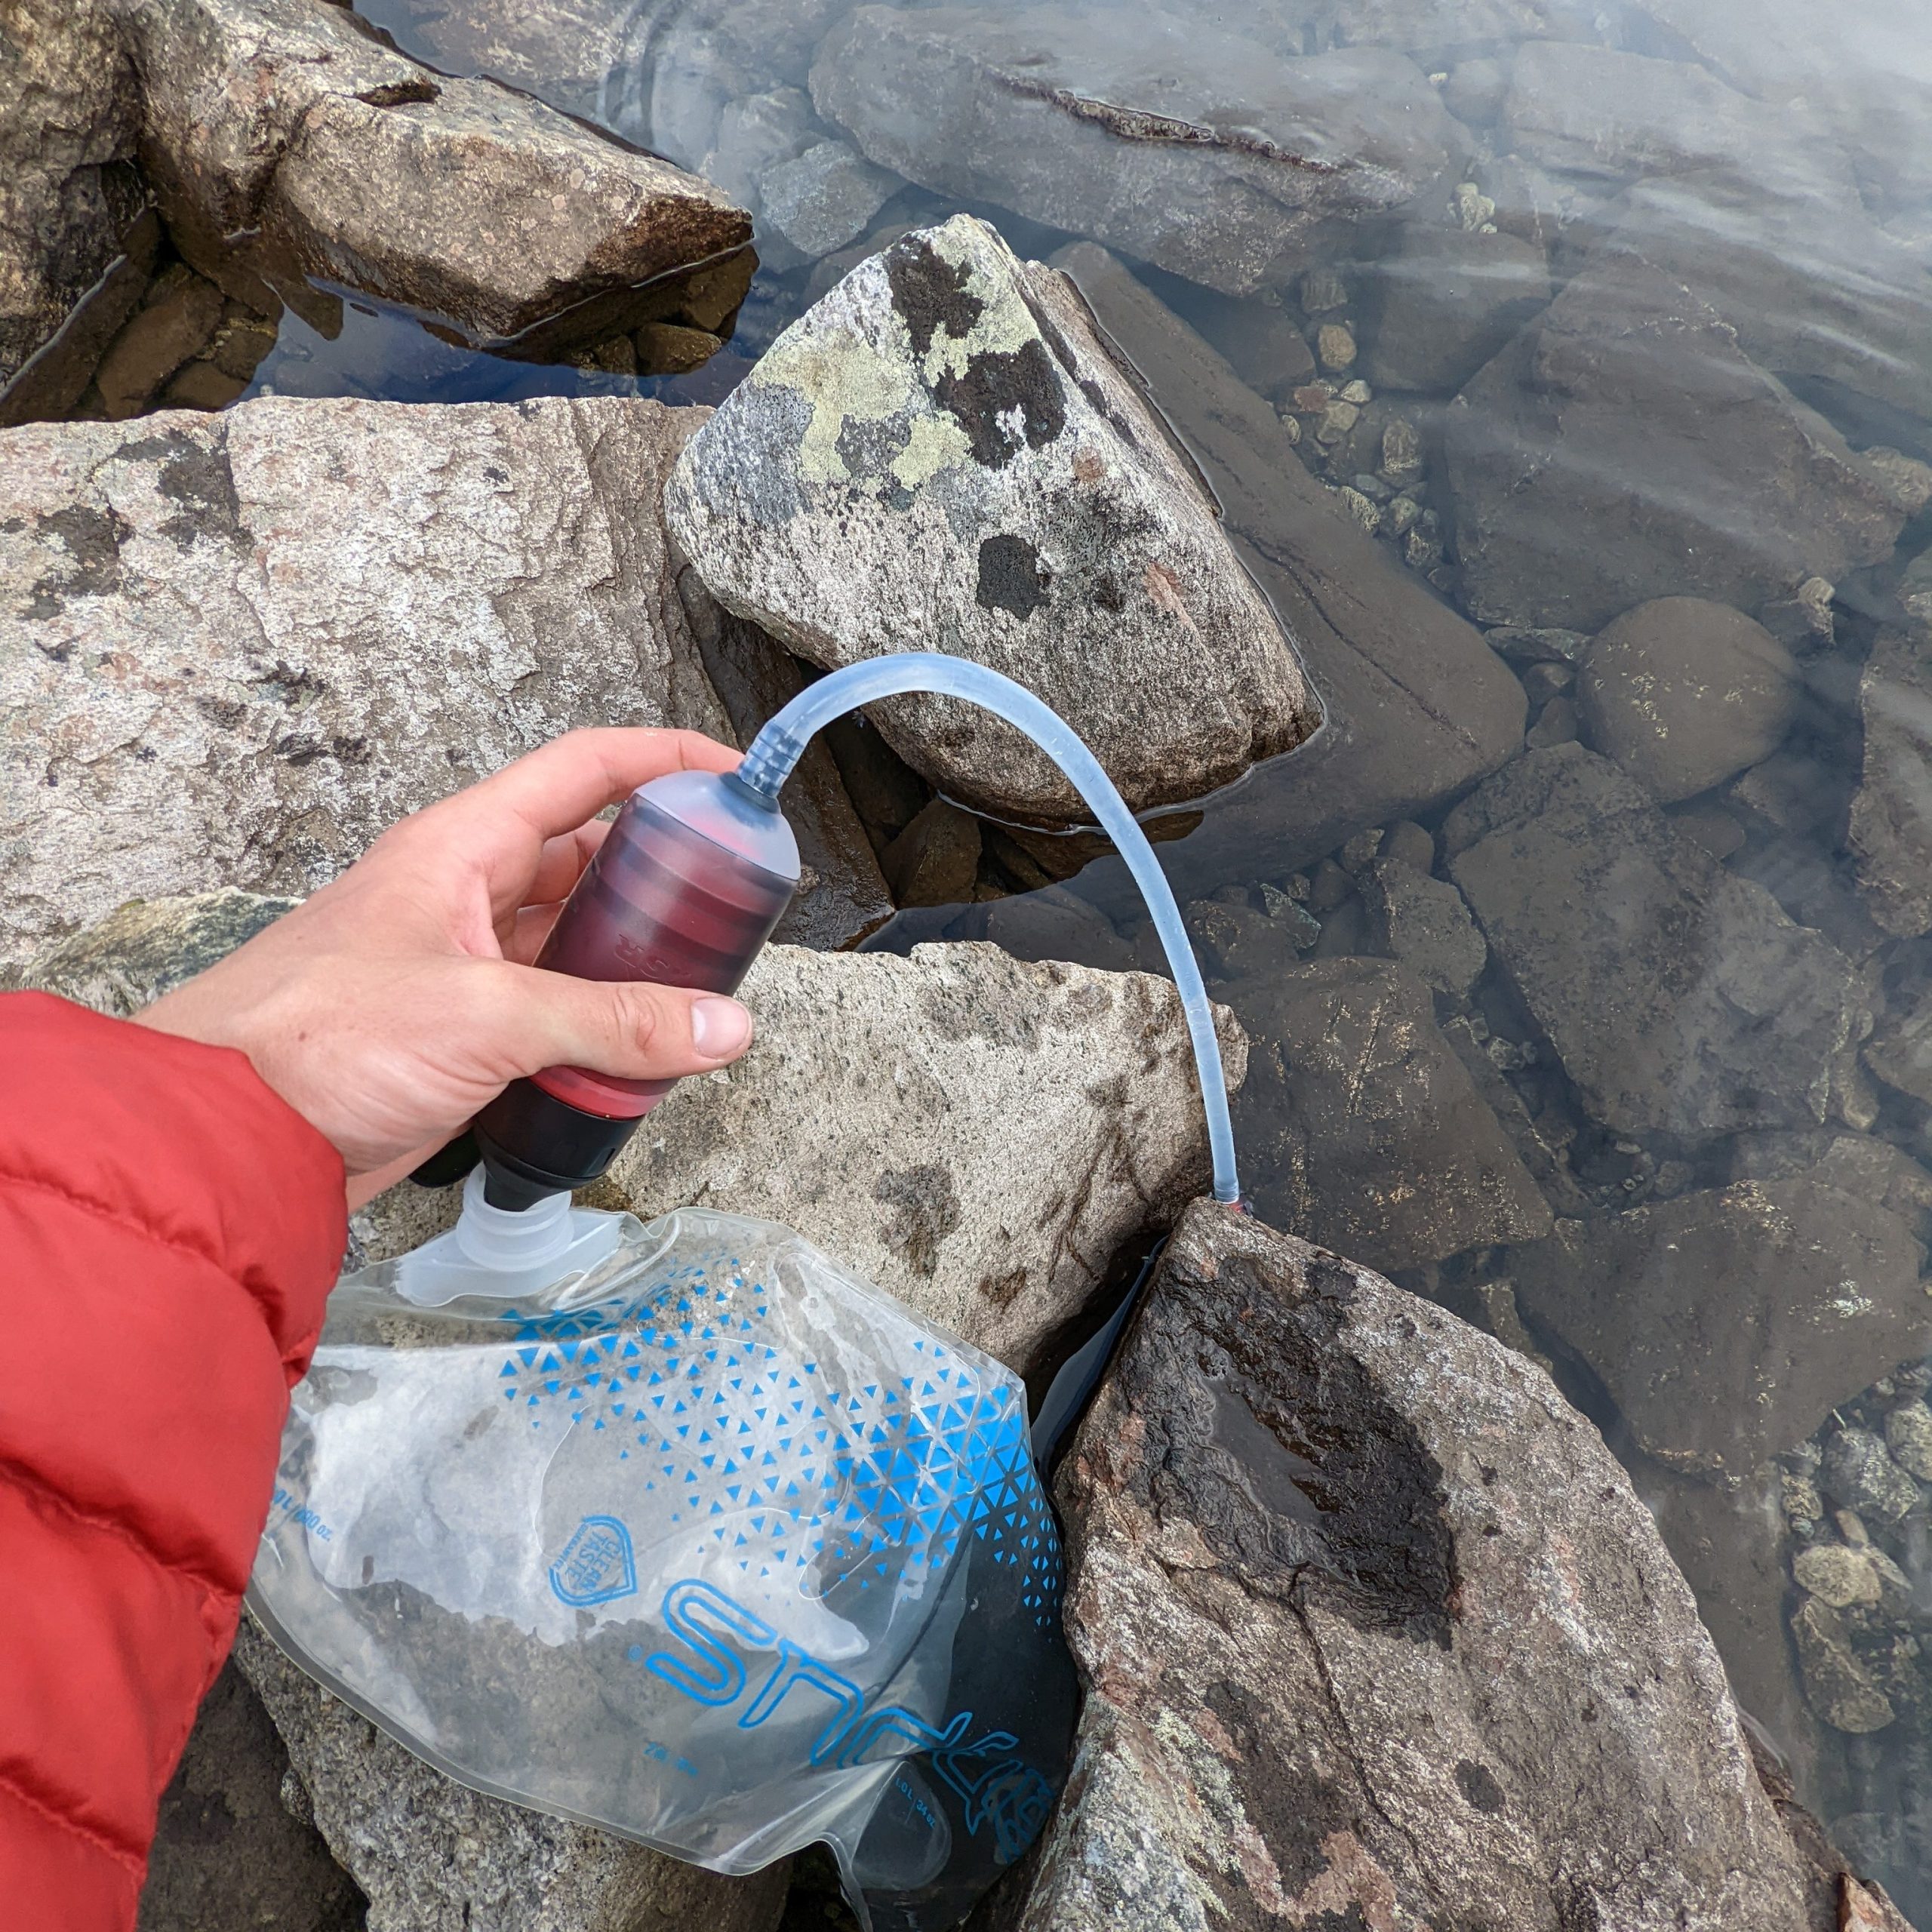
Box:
[249, 1204, 1078, 1930]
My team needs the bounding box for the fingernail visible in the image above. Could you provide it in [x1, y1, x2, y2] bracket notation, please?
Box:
[691, 996, 752, 1057]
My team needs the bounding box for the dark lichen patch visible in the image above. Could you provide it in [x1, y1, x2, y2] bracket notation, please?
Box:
[935, 337, 1066, 468]
[1124, 1238, 1458, 1646]
[977, 532, 1053, 620]
[885, 237, 986, 358]
[25, 503, 133, 618]
[154, 436, 245, 551]
[1455, 1759, 1506, 1814]
[872, 1164, 963, 1278]
[356, 78, 441, 107]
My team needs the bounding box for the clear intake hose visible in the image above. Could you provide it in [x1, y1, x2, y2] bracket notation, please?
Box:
[735, 653, 1241, 1207]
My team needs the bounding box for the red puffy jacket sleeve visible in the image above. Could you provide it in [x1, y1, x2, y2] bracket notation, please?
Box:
[0, 993, 346, 1930]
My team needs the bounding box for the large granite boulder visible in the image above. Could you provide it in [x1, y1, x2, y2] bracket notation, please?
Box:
[1047, 241, 1526, 881]
[1513, 1180, 1928, 1481]
[234, 1620, 789, 1932]
[0, 395, 740, 958]
[809, 6, 1461, 297]
[1444, 746, 1869, 1141]
[1444, 256, 1906, 632]
[666, 215, 1320, 824]
[115, 0, 749, 351]
[0, 0, 145, 386]
[1011, 1199, 1835, 1928]
[1229, 956, 1552, 1272]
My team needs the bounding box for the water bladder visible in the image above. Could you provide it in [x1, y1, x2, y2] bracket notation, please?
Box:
[248, 654, 1241, 1931]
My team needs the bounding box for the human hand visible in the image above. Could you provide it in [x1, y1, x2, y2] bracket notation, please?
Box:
[137, 729, 755, 1209]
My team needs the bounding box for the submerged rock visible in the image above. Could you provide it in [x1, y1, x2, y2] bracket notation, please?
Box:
[1444, 257, 1906, 632]
[1361, 222, 1552, 395]
[1512, 1180, 1927, 1480]
[0, 0, 144, 387]
[1017, 1199, 1821, 1928]
[234, 1621, 791, 1932]
[1229, 956, 1551, 1272]
[0, 396, 740, 957]
[1357, 858, 1488, 998]
[809, 6, 1460, 297]
[1577, 597, 1801, 804]
[118, 0, 749, 351]
[1850, 626, 1932, 939]
[666, 216, 1319, 823]
[1051, 241, 1524, 878]
[1444, 746, 1869, 1140]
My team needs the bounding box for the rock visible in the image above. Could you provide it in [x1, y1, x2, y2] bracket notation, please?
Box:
[1850, 627, 1932, 938]
[1361, 223, 1552, 394]
[14, 889, 294, 1014]
[1887, 1403, 1932, 1482]
[1502, 40, 1852, 198]
[0, 396, 738, 956]
[137, 1660, 365, 1932]
[1049, 241, 1524, 880]
[809, 7, 1460, 299]
[957, 884, 1136, 975]
[1229, 957, 1551, 1272]
[700, 85, 816, 206]
[1793, 1543, 1884, 1611]
[118, 0, 749, 352]
[1522, 692, 1577, 748]
[758, 140, 900, 259]
[1512, 1182, 1925, 1481]
[1864, 978, 1932, 1108]
[1599, 171, 1932, 430]
[1820, 1429, 1923, 1527]
[879, 798, 981, 906]
[1018, 1199, 1820, 1929]
[1173, 291, 1314, 401]
[0, 0, 144, 386]
[665, 216, 1319, 824]
[232, 1620, 789, 1932]
[1791, 1598, 1896, 1735]
[93, 263, 226, 419]
[1358, 858, 1487, 998]
[599, 941, 1245, 1374]
[1445, 746, 1869, 1140]
[1444, 257, 1906, 632]
[1577, 597, 1801, 804]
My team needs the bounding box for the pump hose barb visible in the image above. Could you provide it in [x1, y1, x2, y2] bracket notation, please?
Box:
[738, 654, 1241, 1208]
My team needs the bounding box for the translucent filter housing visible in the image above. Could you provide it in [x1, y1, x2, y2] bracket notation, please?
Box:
[475, 771, 798, 1207]
[529, 771, 799, 1118]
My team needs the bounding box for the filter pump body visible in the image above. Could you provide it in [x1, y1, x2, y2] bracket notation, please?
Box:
[475, 770, 798, 1210]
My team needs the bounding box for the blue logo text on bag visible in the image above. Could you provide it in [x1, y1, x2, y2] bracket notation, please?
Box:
[549, 1514, 638, 1606]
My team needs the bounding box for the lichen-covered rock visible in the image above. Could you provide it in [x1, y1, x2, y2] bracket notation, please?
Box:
[1444, 256, 1906, 632]
[1512, 1181, 1927, 1480]
[809, 7, 1461, 298]
[0, 0, 144, 386]
[0, 396, 737, 956]
[117, 0, 749, 349]
[1229, 956, 1551, 1272]
[666, 215, 1319, 825]
[234, 1620, 790, 1932]
[1014, 1200, 1820, 1929]
[1445, 746, 1869, 1139]
[602, 941, 1247, 1374]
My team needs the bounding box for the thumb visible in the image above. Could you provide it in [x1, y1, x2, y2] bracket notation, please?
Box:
[484, 961, 755, 1083]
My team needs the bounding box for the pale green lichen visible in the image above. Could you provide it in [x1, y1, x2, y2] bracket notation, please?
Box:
[747, 326, 910, 485]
